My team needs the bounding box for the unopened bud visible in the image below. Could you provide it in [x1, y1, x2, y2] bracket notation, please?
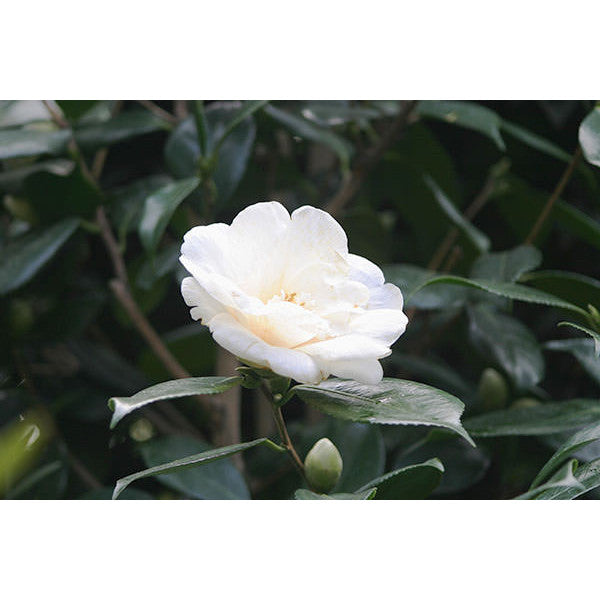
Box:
[478, 368, 509, 412]
[305, 438, 343, 494]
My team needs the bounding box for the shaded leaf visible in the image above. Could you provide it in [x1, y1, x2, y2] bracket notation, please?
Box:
[293, 378, 474, 445]
[556, 323, 600, 356]
[294, 488, 376, 500]
[357, 458, 444, 499]
[114, 436, 284, 499]
[533, 458, 600, 499]
[516, 459, 582, 499]
[138, 176, 199, 253]
[500, 120, 571, 163]
[545, 338, 600, 383]
[108, 376, 242, 429]
[0, 128, 70, 160]
[465, 399, 600, 437]
[470, 245, 542, 282]
[80, 486, 153, 500]
[0, 218, 79, 295]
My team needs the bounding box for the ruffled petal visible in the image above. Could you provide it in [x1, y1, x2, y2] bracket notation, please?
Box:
[349, 308, 408, 345]
[326, 358, 384, 385]
[367, 282, 405, 311]
[180, 277, 224, 324]
[347, 253, 385, 288]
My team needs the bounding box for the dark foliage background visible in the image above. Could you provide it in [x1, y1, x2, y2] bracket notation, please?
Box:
[2, 99, 600, 500]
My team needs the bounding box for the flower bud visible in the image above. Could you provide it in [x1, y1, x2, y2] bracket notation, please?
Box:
[304, 437, 343, 494]
[478, 368, 509, 412]
[510, 397, 541, 410]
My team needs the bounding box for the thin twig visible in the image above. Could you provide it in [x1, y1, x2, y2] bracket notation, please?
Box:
[325, 100, 419, 217]
[269, 401, 305, 477]
[525, 146, 582, 245]
[137, 100, 178, 125]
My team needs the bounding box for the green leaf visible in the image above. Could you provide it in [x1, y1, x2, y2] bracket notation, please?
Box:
[294, 488, 376, 500]
[418, 101, 505, 150]
[108, 376, 242, 429]
[383, 264, 469, 310]
[113, 437, 284, 499]
[470, 245, 542, 282]
[468, 304, 544, 390]
[0, 100, 49, 128]
[0, 128, 70, 160]
[214, 100, 268, 152]
[424, 175, 491, 252]
[579, 107, 600, 168]
[500, 120, 572, 163]
[533, 458, 600, 499]
[165, 103, 257, 203]
[531, 422, 600, 489]
[138, 436, 252, 500]
[56, 101, 98, 122]
[556, 323, 600, 356]
[80, 486, 153, 500]
[545, 337, 600, 383]
[465, 399, 600, 437]
[357, 458, 444, 499]
[264, 103, 353, 171]
[516, 459, 583, 499]
[293, 378, 474, 445]
[410, 275, 587, 317]
[138, 176, 200, 253]
[74, 110, 169, 151]
[0, 218, 79, 295]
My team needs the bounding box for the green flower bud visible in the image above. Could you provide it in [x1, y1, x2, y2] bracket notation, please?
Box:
[478, 368, 509, 412]
[510, 397, 541, 410]
[304, 437, 343, 494]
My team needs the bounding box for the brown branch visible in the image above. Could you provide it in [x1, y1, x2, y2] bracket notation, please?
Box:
[325, 100, 419, 217]
[525, 146, 582, 245]
[269, 401, 305, 477]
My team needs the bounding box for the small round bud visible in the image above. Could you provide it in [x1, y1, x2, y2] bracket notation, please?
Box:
[510, 397, 541, 410]
[304, 437, 343, 494]
[478, 368, 509, 412]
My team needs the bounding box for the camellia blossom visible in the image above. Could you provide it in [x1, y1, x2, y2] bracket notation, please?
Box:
[179, 201, 408, 385]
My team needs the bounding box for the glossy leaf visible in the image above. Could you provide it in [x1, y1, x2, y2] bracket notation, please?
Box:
[0, 128, 70, 160]
[418, 101, 505, 150]
[0, 218, 79, 295]
[113, 437, 284, 499]
[138, 176, 200, 253]
[531, 422, 600, 489]
[108, 376, 243, 429]
[293, 378, 474, 445]
[468, 304, 544, 390]
[516, 459, 583, 499]
[424, 175, 490, 252]
[357, 458, 444, 499]
[264, 103, 353, 170]
[470, 245, 542, 282]
[465, 399, 600, 437]
[294, 488, 377, 500]
[533, 458, 600, 499]
[579, 107, 600, 168]
[545, 338, 600, 383]
[410, 275, 587, 317]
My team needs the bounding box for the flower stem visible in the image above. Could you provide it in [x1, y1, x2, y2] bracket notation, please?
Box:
[269, 402, 305, 477]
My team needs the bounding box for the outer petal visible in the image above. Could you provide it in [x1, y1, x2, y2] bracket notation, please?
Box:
[208, 313, 323, 384]
[180, 277, 224, 324]
[349, 308, 408, 345]
[326, 359, 384, 385]
[347, 253, 385, 288]
[300, 334, 391, 361]
[368, 282, 405, 311]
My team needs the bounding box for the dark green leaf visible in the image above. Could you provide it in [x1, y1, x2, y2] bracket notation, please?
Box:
[108, 376, 243, 429]
[500, 120, 571, 163]
[533, 458, 600, 499]
[293, 378, 474, 445]
[80, 486, 153, 500]
[424, 175, 490, 252]
[56, 101, 98, 122]
[0, 218, 79, 295]
[0, 128, 70, 160]
[531, 422, 600, 488]
[556, 323, 600, 356]
[418, 101, 505, 150]
[470, 245, 542, 282]
[579, 107, 600, 168]
[357, 458, 444, 499]
[468, 304, 544, 390]
[411, 275, 587, 317]
[138, 176, 199, 253]
[465, 399, 600, 437]
[264, 103, 353, 170]
[214, 100, 268, 151]
[545, 338, 600, 383]
[114, 436, 283, 499]
[294, 488, 376, 500]
[74, 110, 169, 151]
[516, 459, 582, 499]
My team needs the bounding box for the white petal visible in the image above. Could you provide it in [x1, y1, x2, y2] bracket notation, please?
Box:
[368, 282, 405, 311]
[209, 313, 323, 383]
[349, 308, 408, 345]
[348, 253, 385, 288]
[300, 334, 391, 361]
[326, 359, 383, 385]
[180, 277, 224, 323]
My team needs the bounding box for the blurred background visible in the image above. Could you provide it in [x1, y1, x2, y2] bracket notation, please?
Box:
[1, 100, 599, 499]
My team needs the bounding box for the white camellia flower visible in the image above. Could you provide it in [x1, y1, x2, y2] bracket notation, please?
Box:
[179, 201, 408, 385]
